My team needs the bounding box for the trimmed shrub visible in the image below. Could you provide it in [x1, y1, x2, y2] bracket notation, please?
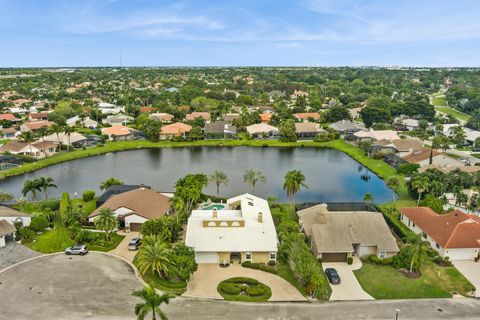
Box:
[246, 285, 267, 296]
[41, 199, 60, 211]
[228, 277, 259, 285]
[30, 216, 49, 232]
[19, 227, 35, 243]
[82, 190, 96, 202]
[60, 192, 71, 222]
[241, 261, 277, 274]
[347, 257, 353, 265]
[219, 283, 241, 295]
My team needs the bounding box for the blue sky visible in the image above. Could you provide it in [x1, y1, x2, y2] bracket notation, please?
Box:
[1, 0, 479, 67]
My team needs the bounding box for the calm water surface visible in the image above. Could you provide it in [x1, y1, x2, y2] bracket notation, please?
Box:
[0, 147, 391, 203]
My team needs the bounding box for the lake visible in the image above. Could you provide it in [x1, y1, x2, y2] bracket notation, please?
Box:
[0, 147, 392, 203]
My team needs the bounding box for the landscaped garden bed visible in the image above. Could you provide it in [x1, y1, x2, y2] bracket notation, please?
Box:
[217, 277, 272, 302]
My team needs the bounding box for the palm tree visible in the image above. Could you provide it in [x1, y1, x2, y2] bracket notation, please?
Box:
[37, 176, 57, 199]
[132, 285, 170, 320]
[283, 170, 308, 210]
[386, 176, 400, 207]
[136, 237, 170, 279]
[63, 126, 75, 151]
[450, 125, 466, 148]
[49, 123, 64, 149]
[36, 127, 49, 158]
[406, 233, 430, 273]
[455, 191, 468, 208]
[243, 169, 267, 193]
[363, 192, 374, 205]
[411, 175, 430, 206]
[21, 179, 42, 202]
[18, 131, 35, 158]
[208, 170, 228, 197]
[99, 177, 124, 190]
[94, 207, 118, 240]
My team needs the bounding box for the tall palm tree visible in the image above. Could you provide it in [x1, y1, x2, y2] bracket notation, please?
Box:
[208, 170, 229, 197]
[136, 238, 170, 279]
[21, 179, 42, 202]
[36, 127, 49, 158]
[132, 285, 170, 320]
[37, 176, 57, 199]
[283, 170, 308, 210]
[406, 233, 430, 273]
[411, 175, 430, 206]
[49, 123, 64, 149]
[243, 169, 267, 193]
[18, 131, 35, 158]
[451, 125, 466, 148]
[386, 176, 400, 207]
[100, 177, 124, 190]
[63, 126, 75, 151]
[94, 207, 118, 241]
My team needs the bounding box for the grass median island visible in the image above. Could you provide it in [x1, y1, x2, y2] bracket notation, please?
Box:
[354, 262, 474, 299]
[217, 277, 272, 302]
[435, 106, 471, 121]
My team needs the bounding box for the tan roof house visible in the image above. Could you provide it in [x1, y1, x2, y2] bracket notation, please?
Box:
[0, 140, 57, 159]
[295, 123, 326, 140]
[293, 112, 321, 122]
[353, 129, 400, 142]
[20, 121, 54, 132]
[160, 122, 192, 140]
[186, 112, 211, 122]
[101, 126, 138, 141]
[297, 204, 399, 262]
[246, 123, 279, 139]
[150, 113, 174, 123]
[88, 188, 171, 232]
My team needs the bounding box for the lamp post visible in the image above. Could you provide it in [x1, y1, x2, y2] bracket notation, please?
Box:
[395, 309, 400, 320]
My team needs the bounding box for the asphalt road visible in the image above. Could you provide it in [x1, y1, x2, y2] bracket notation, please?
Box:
[1, 252, 480, 320]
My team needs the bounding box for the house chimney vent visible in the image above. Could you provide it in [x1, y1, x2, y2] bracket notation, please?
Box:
[213, 209, 218, 218]
[258, 212, 263, 223]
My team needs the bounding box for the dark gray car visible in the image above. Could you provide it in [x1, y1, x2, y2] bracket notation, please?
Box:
[325, 268, 341, 284]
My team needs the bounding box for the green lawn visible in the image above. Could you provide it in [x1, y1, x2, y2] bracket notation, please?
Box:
[26, 226, 75, 253]
[86, 232, 125, 252]
[431, 96, 446, 106]
[354, 262, 474, 299]
[70, 198, 97, 216]
[435, 106, 471, 121]
[217, 277, 272, 302]
[134, 264, 187, 295]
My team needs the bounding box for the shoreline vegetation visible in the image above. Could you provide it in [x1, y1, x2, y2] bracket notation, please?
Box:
[0, 138, 409, 200]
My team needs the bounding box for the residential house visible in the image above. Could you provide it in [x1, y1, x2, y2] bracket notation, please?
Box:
[150, 113, 174, 123]
[88, 187, 171, 232]
[295, 123, 326, 140]
[43, 132, 87, 148]
[221, 113, 240, 123]
[101, 126, 139, 141]
[96, 184, 152, 207]
[402, 148, 464, 167]
[353, 129, 400, 142]
[160, 122, 192, 140]
[185, 194, 278, 265]
[8, 106, 37, 114]
[443, 124, 480, 145]
[0, 140, 57, 159]
[419, 164, 480, 174]
[104, 114, 134, 126]
[1, 127, 18, 139]
[186, 112, 211, 123]
[267, 90, 286, 100]
[140, 106, 155, 113]
[204, 121, 237, 139]
[396, 118, 421, 131]
[82, 117, 98, 129]
[66, 115, 80, 127]
[400, 207, 480, 260]
[20, 121, 54, 133]
[98, 102, 125, 115]
[0, 114, 21, 123]
[290, 90, 309, 99]
[297, 204, 399, 262]
[28, 112, 49, 121]
[246, 123, 279, 139]
[293, 112, 321, 122]
[329, 120, 365, 136]
[443, 189, 480, 214]
[372, 138, 424, 157]
[0, 206, 31, 227]
[0, 220, 16, 248]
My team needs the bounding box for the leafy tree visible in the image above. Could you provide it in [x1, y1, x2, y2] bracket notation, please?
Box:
[37, 176, 57, 199]
[360, 106, 392, 128]
[49, 123, 65, 149]
[136, 235, 171, 279]
[411, 175, 430, 206]
[0, 191, 13, 203]
[208, 170, 228, 197]
[243, 169, 267, 193]
[386, 176, 400, 206]
[140, 216, 181, 243]
[455, 191, 469, 208]
[94, 207, 118, 240]
[396, 163, 420, 175]
[283, 170, 308, 210]
[30, 215, 49, 232]
[132, 285, 170, 320]
[166, 243, 197, 281]
[21, 179, 42, 202]
[450, 125, 466, 147]
[174, 174, 208, 213]
[406, 233, 430, 273]
[363, 192, 374, 205]
[142, 119, 161, 142]
[188, 126, 204, 141]
[63, 125, 75, 151]
[99, 177, 124, 190]
[279, 119, 297, 142]
[324, 106, 351, 123]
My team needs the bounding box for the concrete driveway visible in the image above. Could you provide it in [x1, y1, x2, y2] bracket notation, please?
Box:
[452, 260, 480, 297]
[0, 252, 142, 320]
[109, 231, 139, 262]
[183, 263, 306, 301]
[323, 258, 374, 301]
[0, 241, 39, 271]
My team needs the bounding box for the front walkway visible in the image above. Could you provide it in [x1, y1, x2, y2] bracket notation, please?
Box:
[109, 230, 139, 262]
[322, 257, 374, 301]
[452, 260, 480, 297]
[183, 263, 306, 302]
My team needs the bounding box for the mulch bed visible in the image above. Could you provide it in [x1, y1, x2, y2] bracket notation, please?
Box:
[399, 268, 421, 279]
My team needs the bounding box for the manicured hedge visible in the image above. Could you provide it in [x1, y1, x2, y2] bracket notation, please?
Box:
[217, 277, 272, 302]
[59, 192, 70, 223]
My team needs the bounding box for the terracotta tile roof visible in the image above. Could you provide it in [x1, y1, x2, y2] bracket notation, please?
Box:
[0, 114, 20, 121]
[293, 112, 321, 120]
[23, 121, 54, 131]
[89, 188, 170, 220]
[185, 112, 211, 121]
[29, 112, 49, 119]
[399, 207, 480, 249]
[1, 127, 16, 134]
[160, 122, 192, 135]
[140, 106, 155, 113]
[101, 126, 137, 136]
[402, 148, 440, 163]
[260, 113, 272, 123]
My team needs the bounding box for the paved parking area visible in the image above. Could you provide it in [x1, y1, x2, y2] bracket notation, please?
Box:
[0, 241, 39, 271]
[183, 263, 306, 301]
[323, 258, 374, 301]
[0, 252, 142, 320]
[452, 260, 480, 297]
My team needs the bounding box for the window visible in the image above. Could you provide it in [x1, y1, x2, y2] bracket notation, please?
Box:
[245, 252, 252, 260]
[436, 243, 440, 249]
[413, 223, 416, 227]
[422, 232, 427, 239]
[248, 201, 254, 206]
[408, 219, 411, 227]
[379, 251, 386, 259]
[270, 252, 276, 260]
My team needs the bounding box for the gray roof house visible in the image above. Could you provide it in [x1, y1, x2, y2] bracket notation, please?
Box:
[204, 121, 237, 139]
[328, 120, 366, 136]
[297, 203, 399, 262]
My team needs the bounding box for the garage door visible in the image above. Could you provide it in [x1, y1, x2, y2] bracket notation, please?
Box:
[195, 252, 219, 264]
[129, 223, 142, 232]
[322, 253, 347, 262]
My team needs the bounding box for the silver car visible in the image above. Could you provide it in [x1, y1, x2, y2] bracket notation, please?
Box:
[128, 237, 141, 251]
[65, 244, 89, 256]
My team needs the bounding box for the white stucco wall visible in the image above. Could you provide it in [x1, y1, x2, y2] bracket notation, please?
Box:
[124, 214, 147, 229]
[1, 216, 31, 227]
[0, 236, 5, 248]
[444, 248, 478, 261]
[195, 252, 219, 264]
